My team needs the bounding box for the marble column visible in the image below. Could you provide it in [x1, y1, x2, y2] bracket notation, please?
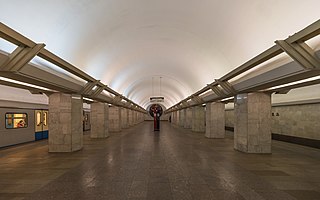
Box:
[205, 102, 225, 138]
[171, 112, 175, 124]
[176, 111, 180, 125]
[91, 102, 109, 138]
[171, 112, 175, 125]
[234, 93, 271, 153]
[139, 113, 145, 123]
[192, 106, 205, 132]
[134, 111, 138, 125]
[184, 108, 192, 129]
[109, 106, 121, 132]
[128, 109, 133, 126]
[48, 93, 83, 152]
[179, 109, 185, 127]
[121, 108, 129, 129]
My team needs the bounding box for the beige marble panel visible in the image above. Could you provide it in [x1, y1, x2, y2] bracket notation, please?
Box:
[184, 108, 192, 129]
[48, 93, 83, 152]
[234, 93, 271, 153]
[179, 110, 185, 127]
[226, 102, 320, 141]
[271, 104, 320, 140]
[192, 106, 205, 132]
[128, 109, 133, 126]
[121, 108, 129, 129]
[109, 106, 121, 132]
[90, 102, 109, 138]
[205, 102, 225, 138]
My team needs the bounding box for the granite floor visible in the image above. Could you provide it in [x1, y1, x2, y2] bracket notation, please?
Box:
[0, 121, 319, 200]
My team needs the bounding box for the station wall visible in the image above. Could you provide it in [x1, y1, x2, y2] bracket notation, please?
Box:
[225, 102, 320, 141]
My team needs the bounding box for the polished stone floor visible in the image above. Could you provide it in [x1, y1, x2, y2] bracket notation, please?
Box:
[0, 121, 320, 200]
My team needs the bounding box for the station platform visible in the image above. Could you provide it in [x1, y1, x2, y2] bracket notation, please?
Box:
[0, 121, 319, 200]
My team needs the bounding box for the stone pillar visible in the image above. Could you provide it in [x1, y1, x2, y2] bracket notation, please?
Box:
[192, 106, 205, 132]
[171, 112, 175, 124]
[171, 112, 174, 124]
[91, 102, 109, 138]
[128, 109, 133, 126]
[133, 111, 138, 125]
[121, 108, 129, 129]
[109, 106, 121, 132]
[205, 102, 225, 138]
[136, 112, 140, 123]
[234, 93, 271, 153]
[176, 111, 180, 125]
[184, 108, 192, 129]
[132, 111, 135, 125]
[48, 93, 83, 152]
[139, 112, 144, 123]
[179, 110, 185, 127]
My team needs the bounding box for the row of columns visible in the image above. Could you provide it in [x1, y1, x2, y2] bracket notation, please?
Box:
[48, 93, 145, 152]
[171, 92, 271, 154]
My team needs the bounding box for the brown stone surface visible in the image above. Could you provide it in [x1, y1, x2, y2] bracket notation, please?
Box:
[205, 102, 225, 138]
[1, 122, 319, 200]
[234, 93, 271, 153]
[48, 93, 83, 152]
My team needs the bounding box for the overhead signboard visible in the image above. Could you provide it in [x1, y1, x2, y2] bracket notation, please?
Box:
[150, 96, 164, 102]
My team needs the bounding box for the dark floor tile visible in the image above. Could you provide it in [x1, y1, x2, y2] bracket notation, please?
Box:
[2, 122, 320, 200]
[147, 183, 173, 200]
[128, 181, 148, 198]
[210, 189, 245, 200]
[250, 170, 290, 176]
[283, 190, 320, 200]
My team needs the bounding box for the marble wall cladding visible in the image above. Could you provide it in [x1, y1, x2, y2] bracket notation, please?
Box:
[176, 111, 180, 125]
[205, 102, 225, 138]
[234, 93, 271, 153]
[138, 112, 143, 123]
[71, 96, 83, 151]
[179, 110, 185, 127]
[225, 109, 234, 128]
[90, 102, 109, 138]
[128, 109, 133, 126]
[192, 106, 205, 132]
[133, 111, 137, 125]
[226, 103, 320, 140]
[172, 111, 179, 125]
[121, 108, 129, 129]
[109, 106, 121, 132]
[49, 93, 83, 152]
[271, 104, 320, 140]
[184, 108, 192, 129]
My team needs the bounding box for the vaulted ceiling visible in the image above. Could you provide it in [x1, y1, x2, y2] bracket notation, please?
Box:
[0, 0, 319, 109]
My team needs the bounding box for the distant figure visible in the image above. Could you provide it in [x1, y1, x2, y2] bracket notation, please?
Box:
[17, 120, 25, 128]
[169, 115, 171, 123]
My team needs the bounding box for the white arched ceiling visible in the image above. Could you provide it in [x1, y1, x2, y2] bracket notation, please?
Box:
[0, 0, 320, 109]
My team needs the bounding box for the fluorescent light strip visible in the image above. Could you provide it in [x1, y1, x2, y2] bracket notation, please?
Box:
[267, 75, 320, 90]
[221, 97, 234, 101]
[0, 76, 53, 91]
[83, 97, 94, 102]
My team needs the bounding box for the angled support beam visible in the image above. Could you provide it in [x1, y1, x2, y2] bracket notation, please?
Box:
[275, 40, 320, 70]
[0, 44, 45, 72]
[215, 79, 237, 95]
[79, 80, 99, 95]
[207, 84, 225, 97]
[91, 84, 107, 98]
[181, 101, 189, 107]
[191, 95, 204, 104]
[112, 95, 122, 103]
